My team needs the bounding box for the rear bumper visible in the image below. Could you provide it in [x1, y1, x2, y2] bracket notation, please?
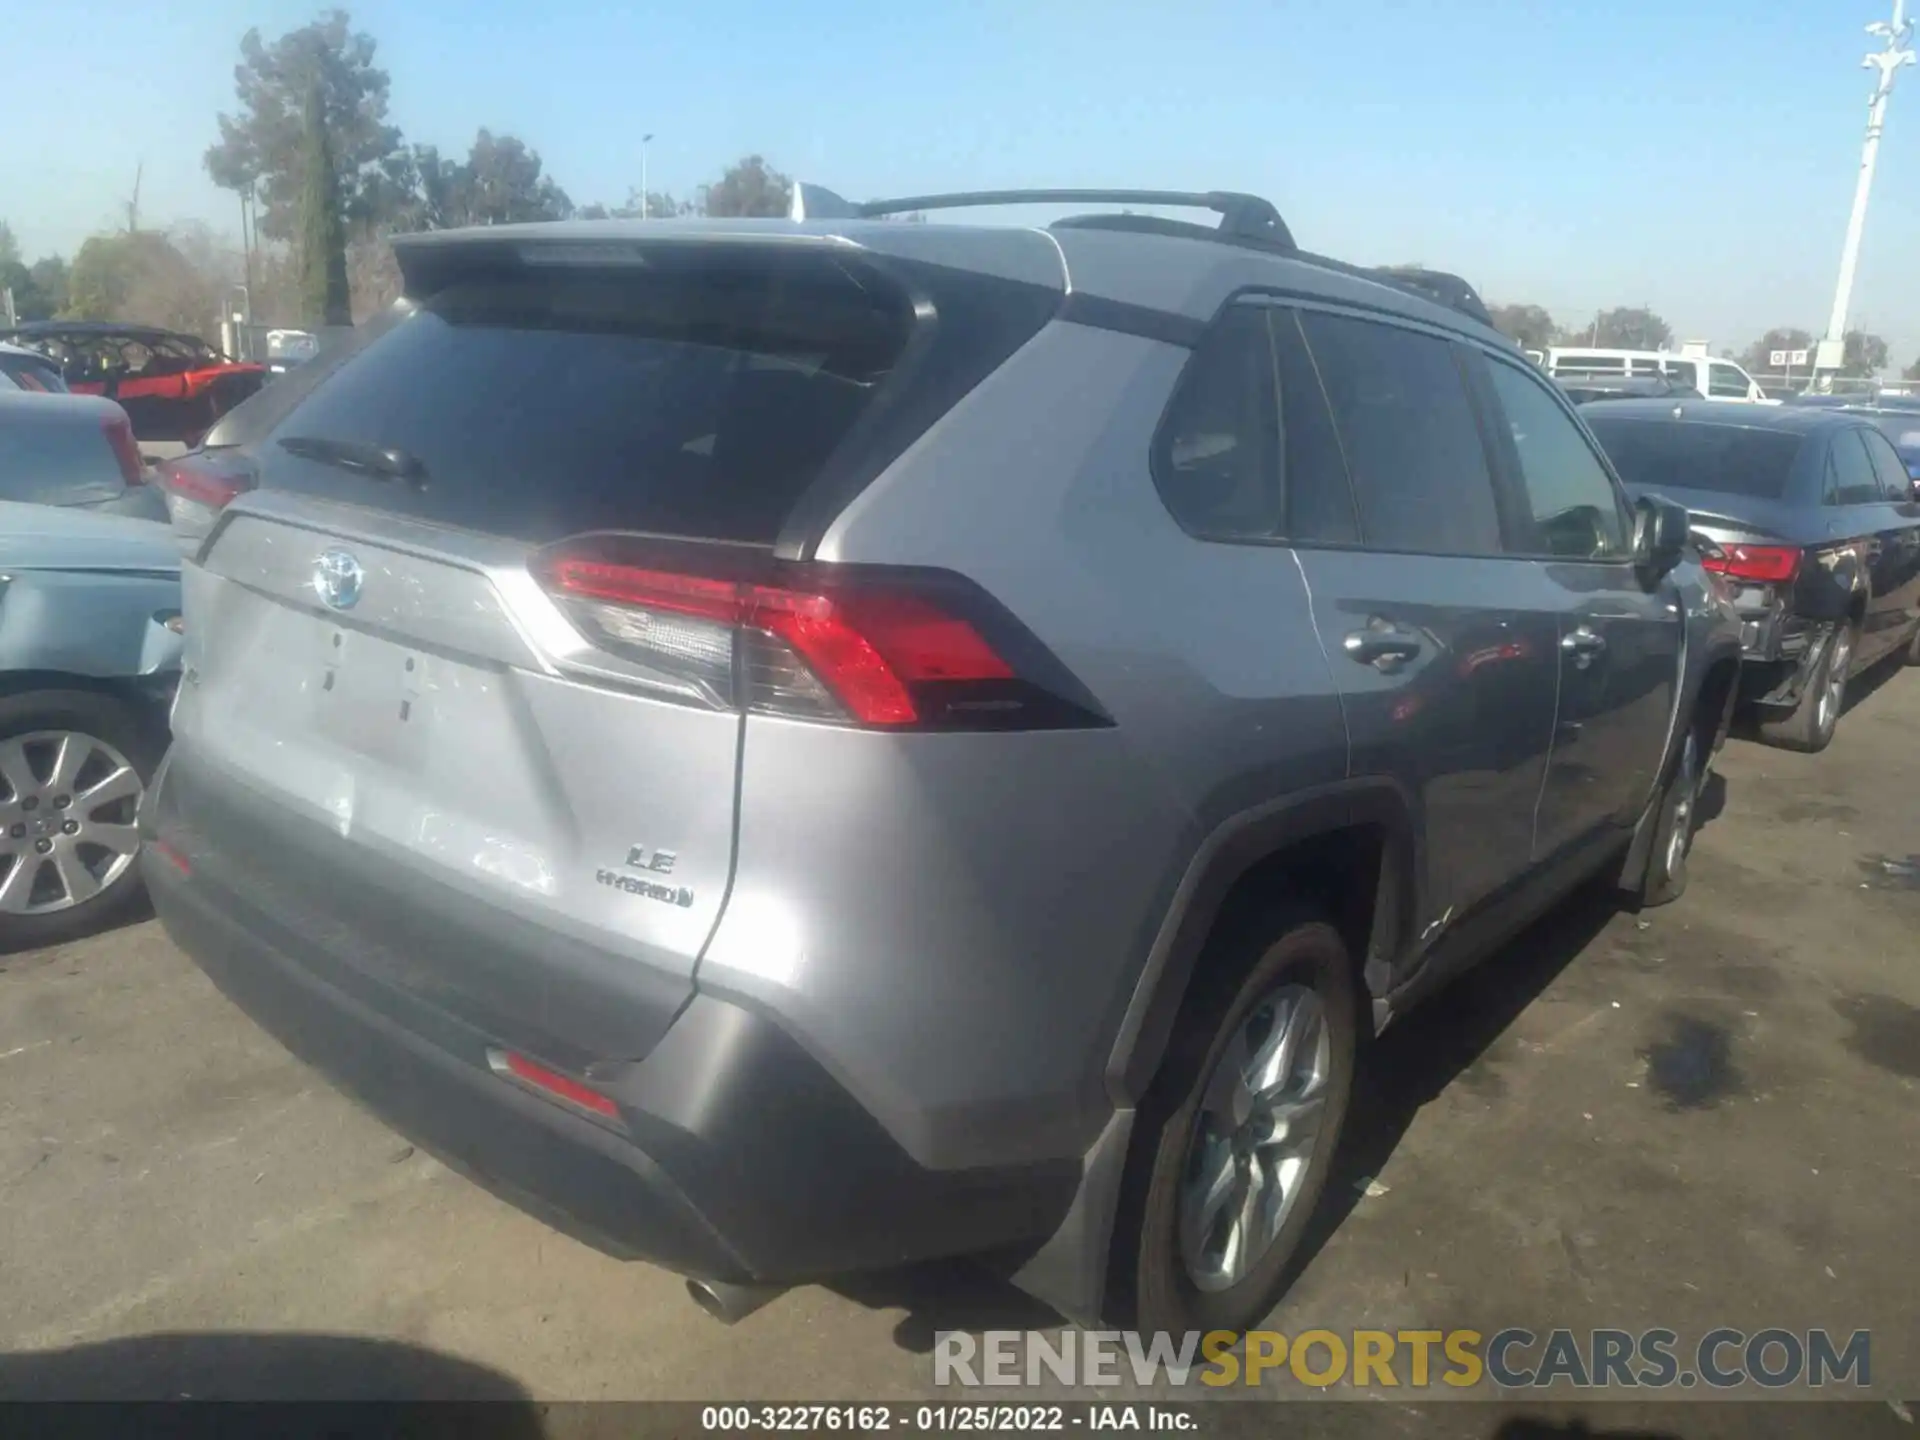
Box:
[1738, 615, 1834, 710]
[142, 775, 1076, 1285]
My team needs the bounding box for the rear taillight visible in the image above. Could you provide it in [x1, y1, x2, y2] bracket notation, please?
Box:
[102, 411, 144, 485]
[1699, 543, 1801, 584]
[533, 538, 1106, 732]
[153, 451, 257, 529]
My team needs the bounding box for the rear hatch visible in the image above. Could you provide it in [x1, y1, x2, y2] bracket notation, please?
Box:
[165, 231, 1062, 1072]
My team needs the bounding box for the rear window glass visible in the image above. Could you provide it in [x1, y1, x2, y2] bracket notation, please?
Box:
[259, 260, 916, 544]
[0, 410, 123, 504]
[1584, 418, 1803, 500]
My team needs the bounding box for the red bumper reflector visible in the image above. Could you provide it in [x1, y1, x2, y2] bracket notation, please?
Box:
[149, 839, 192, 875]
[499, 1050, 621, 1119]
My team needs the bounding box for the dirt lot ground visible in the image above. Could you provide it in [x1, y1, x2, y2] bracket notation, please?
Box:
[3, 664, 1916, 1434]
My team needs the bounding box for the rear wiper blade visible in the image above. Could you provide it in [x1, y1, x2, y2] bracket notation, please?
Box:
[278, 435, 429, 487]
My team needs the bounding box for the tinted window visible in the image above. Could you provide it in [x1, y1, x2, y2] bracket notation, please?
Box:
[1270, 309, 1359, 544]
[1630, 358, 1665, 376]
[257, 259, 918, 544]
[1708, 365, 1751, 398]
[1828, 430, 1881, 506]
[1299, 312, 1502, 554]
[1485, 360, 1628, 558]
[1857, 428, 1913, 501]
[1584, 418, 1803, 500]
[1152, 306, 1282, 538]
[1865, 415, 1920, 486]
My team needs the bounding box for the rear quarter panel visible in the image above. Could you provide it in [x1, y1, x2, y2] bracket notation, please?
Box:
[699, 321, 1348, 1170]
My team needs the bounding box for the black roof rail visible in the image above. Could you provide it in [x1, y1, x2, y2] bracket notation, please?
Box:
[1368, 266, 1496, 328]
[787, 181, 1495, 331]
[794, 184, 1295, 249]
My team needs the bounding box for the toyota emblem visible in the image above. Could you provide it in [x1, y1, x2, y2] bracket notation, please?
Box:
[313, 549, 365, 611]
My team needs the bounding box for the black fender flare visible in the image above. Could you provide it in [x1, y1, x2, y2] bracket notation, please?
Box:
[1103, 777, 1420, 1105]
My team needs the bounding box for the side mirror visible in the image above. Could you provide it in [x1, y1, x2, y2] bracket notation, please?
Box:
[1633, 495, 1691, 579]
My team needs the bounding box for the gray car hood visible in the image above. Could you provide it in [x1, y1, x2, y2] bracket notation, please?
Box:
[0, 499, 181, 575]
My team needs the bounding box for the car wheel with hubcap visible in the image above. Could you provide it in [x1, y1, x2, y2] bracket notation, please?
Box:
[1122, 903, 1358, 1336]
[0, 690, 160, 951]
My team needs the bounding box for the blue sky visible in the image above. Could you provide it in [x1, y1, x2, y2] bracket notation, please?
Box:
[5, 0, 1917, 360]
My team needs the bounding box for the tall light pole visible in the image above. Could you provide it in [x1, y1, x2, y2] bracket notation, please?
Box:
[1815, 0, 1915, 389]
[641, 134, 654, 218]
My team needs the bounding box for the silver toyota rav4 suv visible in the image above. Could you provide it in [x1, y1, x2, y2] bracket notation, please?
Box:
[142, 186, 1741, 1335]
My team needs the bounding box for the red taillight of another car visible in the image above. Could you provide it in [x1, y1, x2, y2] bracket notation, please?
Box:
[154, 449, 259, 532]
[1699, 543, 1801, 585]
[532, 537, 1108, 733]
[102, 411, 145, 484]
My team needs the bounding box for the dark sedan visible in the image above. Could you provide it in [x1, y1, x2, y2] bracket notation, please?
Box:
[1583, 399, 1920, 752]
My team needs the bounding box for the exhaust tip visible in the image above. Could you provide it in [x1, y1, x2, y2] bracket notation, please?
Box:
[686, 1277, 784, 1326]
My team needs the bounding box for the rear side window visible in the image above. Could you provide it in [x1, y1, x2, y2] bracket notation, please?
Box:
[1826, 431, 1881, 506]
[1859, 427, 1914, 499]
[1298, 310, 1502, 555]
[1708, 365, 1751, 399]
[1664, 360, 1699, 390]
[1584, 418, 1803, 500]
[0, 410, 124, 504]
[1270, 309, 1360, 544]
[1152, 306, 1282, 538]
[257, 258, 920, 544]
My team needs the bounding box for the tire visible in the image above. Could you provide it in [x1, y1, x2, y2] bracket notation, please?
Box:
[1637, 724, 1703, 907]
[1756, 622, 1854, 753]
[0, 689, 163, 952]
[1122, 903, 1359, 1336]
[1905, 617, 1920, 668]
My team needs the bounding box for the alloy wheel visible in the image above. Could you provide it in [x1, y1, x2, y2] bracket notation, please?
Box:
[0, 731, 145, 915]
[1178, 982, 1331, 1292]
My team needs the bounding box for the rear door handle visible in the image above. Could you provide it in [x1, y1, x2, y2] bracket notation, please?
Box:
[1561, 627, 1607, 669]
[1343, 624, 1424, 671]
